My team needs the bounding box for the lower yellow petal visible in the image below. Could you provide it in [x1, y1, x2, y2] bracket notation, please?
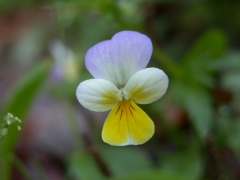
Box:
[102, 99, 154, 146]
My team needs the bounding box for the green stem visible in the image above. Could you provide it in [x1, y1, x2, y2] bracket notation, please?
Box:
[152, 45, 182, 77]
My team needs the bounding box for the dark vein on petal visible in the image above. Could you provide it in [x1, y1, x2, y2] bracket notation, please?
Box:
[129, 107, 133, 117]
[129, 106, 137, 124]
[130, 104, 135, 110]
[120, 109, 123, 121]
[115, 105, 121, 115]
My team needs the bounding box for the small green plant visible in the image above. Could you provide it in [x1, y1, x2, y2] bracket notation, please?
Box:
[0, 113, 22, 141]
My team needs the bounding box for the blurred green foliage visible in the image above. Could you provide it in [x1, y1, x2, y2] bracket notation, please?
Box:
[0, 62, 51, 179]
[0, 0, 240, 180]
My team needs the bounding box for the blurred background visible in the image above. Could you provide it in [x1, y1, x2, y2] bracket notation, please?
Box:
[0, 0, 240, 180]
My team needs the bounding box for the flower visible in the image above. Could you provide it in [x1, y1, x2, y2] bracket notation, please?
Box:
[50, 40, 79, 82]
[76, 31, 169, 146]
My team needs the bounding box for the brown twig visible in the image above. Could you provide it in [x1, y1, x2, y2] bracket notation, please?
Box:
[204, 134, 220, 180]
[82, 134, 112, 177]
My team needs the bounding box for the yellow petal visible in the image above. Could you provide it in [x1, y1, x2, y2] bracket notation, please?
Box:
[102, 99, 154, 146]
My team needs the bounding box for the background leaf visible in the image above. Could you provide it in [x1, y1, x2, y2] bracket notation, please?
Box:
[110, 170, 189, 180]
[184, 88, 213, 140]
[66, 151, 105, 180]
[100, 146, 152, 176]
[0, 61, 51, 180]
[160, 143, 203, 180]
[182, 29, 227, 66]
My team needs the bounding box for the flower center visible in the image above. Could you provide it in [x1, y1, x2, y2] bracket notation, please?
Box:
[119, 88, 129, 101]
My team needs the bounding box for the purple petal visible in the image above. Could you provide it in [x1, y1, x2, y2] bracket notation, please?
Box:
[85, 40, 120, 86]
[110, 31, 153, 86]
[85, 31, 153, 87]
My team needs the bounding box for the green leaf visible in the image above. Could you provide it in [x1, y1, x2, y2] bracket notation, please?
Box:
[152, 45, 181, 77]
[110, 170, 189, 180]
[179, 29, 227, 87]
[0, 61, 51, 180]
[218, 116, 240, 160]
[109, 142, 203, 180]
[182, 28, 227, 66]
[222, 72, 240, 94]
[184, 88, 213, 140]
[208, 51, 240, 71]
[66, 151, 105, 180]
[99, 146, 152, 176]
[170, 77, 213, 140]
[160, 144, 203, 180]
[13, 156, 33, 180]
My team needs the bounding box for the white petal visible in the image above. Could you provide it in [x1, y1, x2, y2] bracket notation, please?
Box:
[123, 68, 169, 104]
[76, 79, 122, 112]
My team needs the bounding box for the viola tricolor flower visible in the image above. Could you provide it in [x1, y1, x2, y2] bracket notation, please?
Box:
[76, 31, 169, 146]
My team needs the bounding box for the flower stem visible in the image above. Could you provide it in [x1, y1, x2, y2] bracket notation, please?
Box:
[152, 45, 182, 77]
